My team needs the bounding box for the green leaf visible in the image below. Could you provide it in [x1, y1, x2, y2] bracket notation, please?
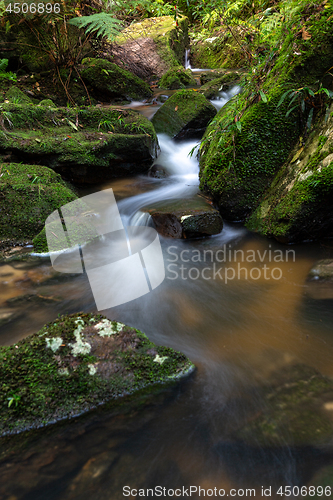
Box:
[285, 105, 298, 118]
[308, 89, 315, 97]
[235, 121, 242, 132]
[276, 90, 293, 108]
[68, 14, 124, 41]
[66, 119, 78, 131]
[259, 90, 267, 103]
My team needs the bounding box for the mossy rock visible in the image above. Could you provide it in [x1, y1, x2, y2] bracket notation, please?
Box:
[38, 99, 55, 107]
[246, 104, 333, 243]
[0, 104, 158, 184]
[142, 195, 223, 238]
[158, 66, 196, 90]
[0, 163, 77, 242]
[80, 58, 152, 101]
[199, 76, 239, 99]
[0, 312, 195, 436]
[199, 87, 300, 220]
[152, 89, 216, 140]
[199, 2, 333, 222]
[113, 16, 189, 78]
[304, 464, 333, 498]
[4, 86, 32, 104]
[235, 364, 333, 447]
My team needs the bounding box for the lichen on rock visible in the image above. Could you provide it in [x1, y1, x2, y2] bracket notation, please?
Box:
[0, 312, 195, 436]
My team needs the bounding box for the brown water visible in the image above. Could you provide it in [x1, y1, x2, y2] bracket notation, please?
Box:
[1, 95, 333, 499]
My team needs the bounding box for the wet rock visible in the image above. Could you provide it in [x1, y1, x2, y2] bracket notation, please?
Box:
[0, 163, 77, 242]
[148, 164, 169, 179]
[143, 195, 223, 238]
[0, 309, 22, 327]
[247, 103, 333, 243]
[152, 89, 216, 140]
[234, 364, 333, 448]
[0, 104, 158, 184]
[110, 16, 189, 80]
[158, 66, 196, 90]
[305, 259, 333, 300]
[79, 58, 152, 101]
[0, 312, 195, 436]
[6, 293, 61, 307]
[199, 72, 242, 99]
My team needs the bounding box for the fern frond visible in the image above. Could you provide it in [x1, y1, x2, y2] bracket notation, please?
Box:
[68, 13, 124, 40]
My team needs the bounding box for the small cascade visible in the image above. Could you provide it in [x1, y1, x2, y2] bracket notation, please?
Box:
[185, 48, 191, 70]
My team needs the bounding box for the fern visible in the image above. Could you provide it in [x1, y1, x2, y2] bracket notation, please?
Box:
[0, 58, 8, 72]
[68, 13, 124, 40]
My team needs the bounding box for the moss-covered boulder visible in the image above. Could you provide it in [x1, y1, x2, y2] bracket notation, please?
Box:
[199, 72, 242, 99]
[0, 163, 77, 243]
[199, 2, 333, 221]
[158, 66, 196, 90]
[246, 104, 333, 243]
[235, 364, 333, 447]
[0, 104, 158, 183]
[142, 195, 223, 238]
[80, 58, 152, 101]
[152, 89, 216, 140]
[4, 86, 32, 104]
[112, 16, 189, 79]
[0, 312, 194, 435]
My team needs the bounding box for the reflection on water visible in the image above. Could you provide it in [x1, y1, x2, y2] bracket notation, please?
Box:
[1, 94, 333, 499]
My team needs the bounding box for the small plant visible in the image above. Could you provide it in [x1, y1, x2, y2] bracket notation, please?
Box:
[98, 119, 115, 131]
[7, 393, 21, 408]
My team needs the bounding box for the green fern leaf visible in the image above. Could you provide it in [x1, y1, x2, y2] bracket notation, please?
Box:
[68, 14, 123, 41]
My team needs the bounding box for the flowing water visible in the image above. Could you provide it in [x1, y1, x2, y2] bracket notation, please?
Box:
[1, 87, 333, 499]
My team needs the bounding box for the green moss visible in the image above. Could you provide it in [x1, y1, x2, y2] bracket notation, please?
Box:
[246, 104, 333, 242]
[0, 312, 195, 436]
[152, 89, 216, 138]
[38, 99, 56, 107]
[0, 163, 77, 242]
[236, 364, 333, 447]
[158, 66, 196, 90]
[80, 58, 152, 101]
[199, 72, 241, 98]
[4, 86, 32, 104]
[199, 86, 300, 220]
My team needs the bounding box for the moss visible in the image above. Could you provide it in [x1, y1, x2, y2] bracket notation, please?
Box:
[199, 72, 241, 98]
[158, 66, 196, 90]
[0, 103, 158, 183]
[236, 364, 333, 447]
[80, 58, 152, 101]
[246, 104, 333, 243]
[4, 86, 32, 104]
[38, 99, 56, 107]
[199, 86, 300, 220]
[152, 89, 216, 139]
[0, 163, 77, 242]
[117, 16, 189, 70]
[0, 312, 195, 436]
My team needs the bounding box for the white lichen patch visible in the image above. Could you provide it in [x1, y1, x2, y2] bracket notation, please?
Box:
[180, 215, 192, 222]
[88, 364, 97, 375]
[69, 317, 91, 357]
[153, 354, 168, 364]
[95, 319, 125, 337]
[45, 337, 63, 353]
[58, 367, 69, 376]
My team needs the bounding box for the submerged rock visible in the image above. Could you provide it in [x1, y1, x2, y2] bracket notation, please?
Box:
[0, 312, 195, 436]
[142, 195, 223, 238]
[0, 163, 77, 242]
[235, 364, 333, 448]
[0, 104, 158, 184]
[110, 16, 189, 80]
[79, 58, 152, 101]
[148, 164, 169, 179]
[152, 89, 216, 140]
[305, 259, 333, 300]
[158, 66, 196, 90]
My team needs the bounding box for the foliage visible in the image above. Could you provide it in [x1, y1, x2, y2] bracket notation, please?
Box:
[68, 13, 123, 40]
